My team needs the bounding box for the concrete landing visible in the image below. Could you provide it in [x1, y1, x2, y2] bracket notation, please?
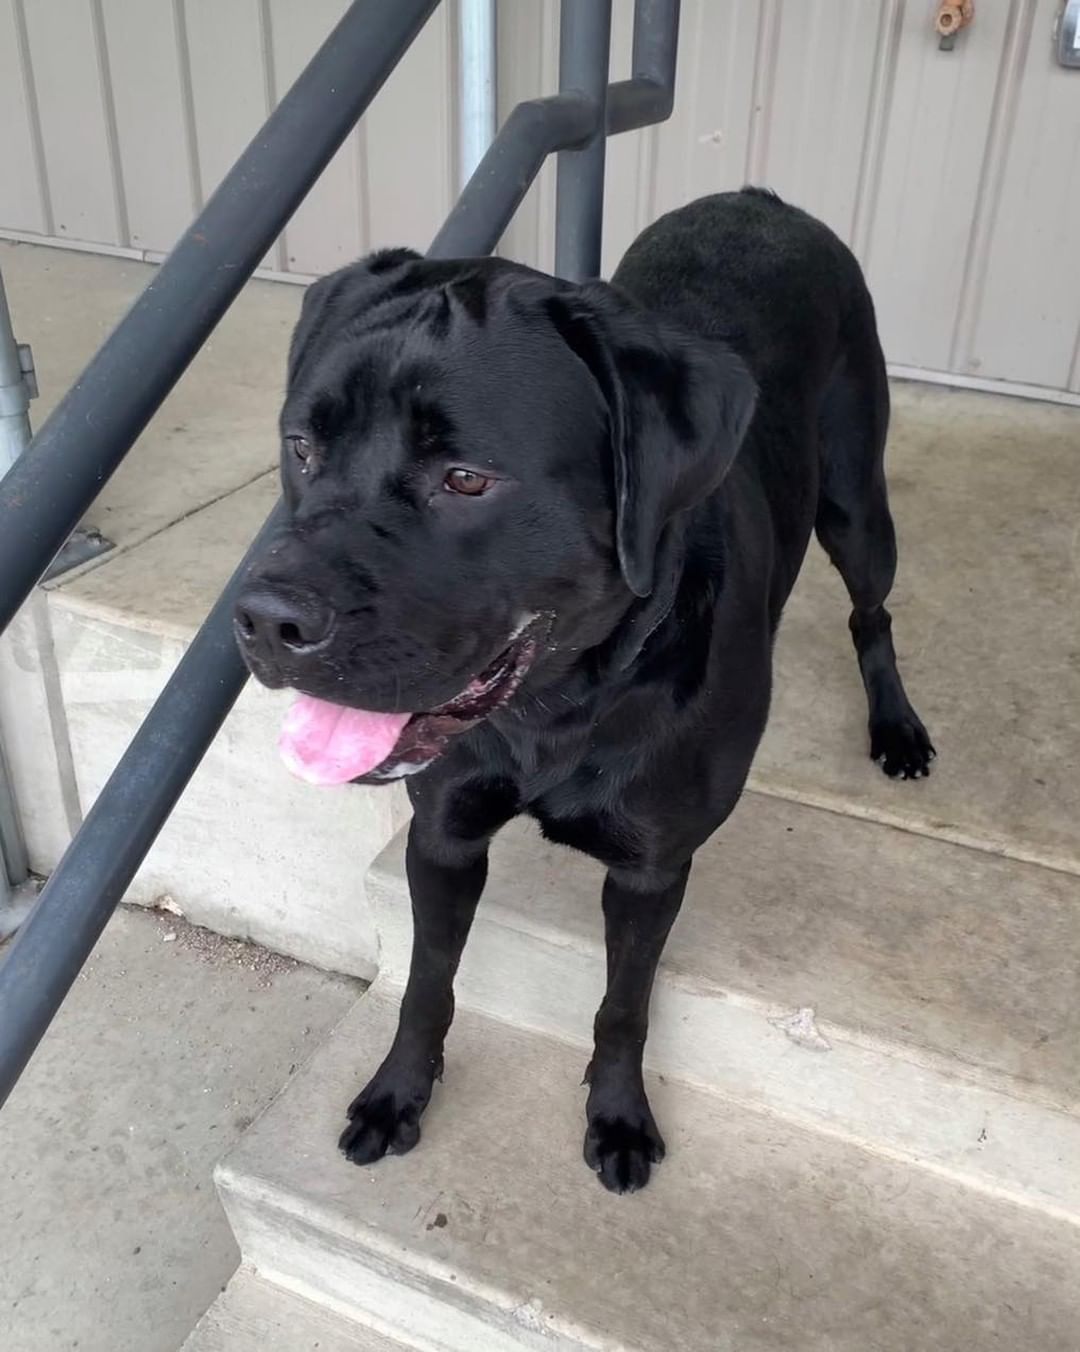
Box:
[756, 382, 1080, 876]
[216, 988, 1080, 1352]
[0, 238, 295, 557]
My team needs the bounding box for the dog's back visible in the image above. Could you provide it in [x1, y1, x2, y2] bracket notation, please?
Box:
[613, 188, 867, 387]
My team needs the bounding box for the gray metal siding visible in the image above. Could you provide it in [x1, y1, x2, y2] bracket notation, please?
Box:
[1, 0, 1078, 396]
[2, 0, 456, 274]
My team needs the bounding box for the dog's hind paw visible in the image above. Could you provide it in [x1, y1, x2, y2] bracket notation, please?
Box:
[870, 712, 936, 780]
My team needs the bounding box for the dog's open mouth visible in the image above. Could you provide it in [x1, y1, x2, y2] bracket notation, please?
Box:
[278, 617, 547, 787]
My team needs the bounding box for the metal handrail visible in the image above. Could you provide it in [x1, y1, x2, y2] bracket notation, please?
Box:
[0, 0, 680, 1108]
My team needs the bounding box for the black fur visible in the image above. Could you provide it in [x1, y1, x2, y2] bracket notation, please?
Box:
[236, 190, 934, 1193]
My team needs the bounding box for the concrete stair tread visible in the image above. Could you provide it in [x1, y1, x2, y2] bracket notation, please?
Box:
[367, 796, 1080, 1221]
[217, 989, 1080, 1352]
[372, 793, 1080, 1110]
[753, 382, 1080, 875]
[182, 1270, 410, 1350]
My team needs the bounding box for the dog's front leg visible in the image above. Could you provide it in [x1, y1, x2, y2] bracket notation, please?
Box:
[584, 860, 691, 1193]
[339, 818, 487, 1165]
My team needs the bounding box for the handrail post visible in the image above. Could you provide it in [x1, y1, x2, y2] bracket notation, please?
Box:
[456, 0, 497, 192]
[0, 269, 32, 902]
[555, 0, 612, 281]
[0, 270, 33, 480]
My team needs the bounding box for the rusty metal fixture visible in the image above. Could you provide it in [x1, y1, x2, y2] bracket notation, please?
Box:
[936, 1, 975, 44]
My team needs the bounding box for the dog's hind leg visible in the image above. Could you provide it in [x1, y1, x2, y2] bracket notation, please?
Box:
[814, 328, 935, 779]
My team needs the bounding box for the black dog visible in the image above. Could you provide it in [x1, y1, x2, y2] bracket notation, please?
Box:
[234, 189, 933, 1194]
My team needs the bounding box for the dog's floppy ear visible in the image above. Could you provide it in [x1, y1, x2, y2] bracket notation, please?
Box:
[545, 282, 757, 597]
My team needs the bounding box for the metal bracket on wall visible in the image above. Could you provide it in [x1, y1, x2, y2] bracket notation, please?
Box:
[43, 529, 114, 581]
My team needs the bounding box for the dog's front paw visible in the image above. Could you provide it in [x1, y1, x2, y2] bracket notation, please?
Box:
[584, 1111, 666, 1194]
[871, 712, 935, 779]
[339, 1060, 439, 1165]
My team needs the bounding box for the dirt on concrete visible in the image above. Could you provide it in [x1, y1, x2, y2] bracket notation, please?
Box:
[148, 897, 300, 986]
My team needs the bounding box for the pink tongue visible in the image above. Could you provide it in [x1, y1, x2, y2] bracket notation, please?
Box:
[279, 695, 411, 786]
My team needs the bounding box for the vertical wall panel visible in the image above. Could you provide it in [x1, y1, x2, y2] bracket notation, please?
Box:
[20, 0, 122, 245]
[964, 1, 1080, 389]
[363, 2, 455, 252]
[185, 0, 268, 202]
[850, 0, 904, 261]
[647, 0, 760, 215]
[2, 0, 1078, 397]
[863, 0, 1017, 371]
[100, 0, 197, 255]
[269, 0, 364, 276]
[0, 1, 48, 234]
[185, 0, 280, 269]
[760, 0, 887, 246]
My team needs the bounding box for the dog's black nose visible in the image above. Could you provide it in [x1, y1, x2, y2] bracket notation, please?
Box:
[234, 589, 336, 663]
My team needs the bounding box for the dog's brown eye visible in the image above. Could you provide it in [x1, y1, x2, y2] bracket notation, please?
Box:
[285, 435, 311, 470]
[444, 468, 494, 497]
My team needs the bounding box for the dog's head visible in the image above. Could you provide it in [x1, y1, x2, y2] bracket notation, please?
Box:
[234, 251, 756, 784]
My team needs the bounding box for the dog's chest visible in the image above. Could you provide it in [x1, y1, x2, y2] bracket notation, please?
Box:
[508, 734, 643, 871]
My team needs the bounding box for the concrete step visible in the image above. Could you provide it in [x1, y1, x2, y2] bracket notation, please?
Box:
[215, 987, 1080, 1352]
[181, 1269, 411, 1351]
[369, 793, 1080, 1222]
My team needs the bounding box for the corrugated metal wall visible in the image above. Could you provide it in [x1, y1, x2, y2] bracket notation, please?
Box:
[2, 0, 1079, 396]
[0, 0, 458, 270]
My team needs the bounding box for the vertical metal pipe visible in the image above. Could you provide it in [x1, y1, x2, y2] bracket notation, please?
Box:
[456, 0, 497, 192]
[0, 270, 32, 901]
[0, 271, 32, 479]
[0, 737, 28, 898]
[554, 0, 612, 281]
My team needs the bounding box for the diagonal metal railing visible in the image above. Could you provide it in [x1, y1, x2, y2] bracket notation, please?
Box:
[0, 0, 680, 1108]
